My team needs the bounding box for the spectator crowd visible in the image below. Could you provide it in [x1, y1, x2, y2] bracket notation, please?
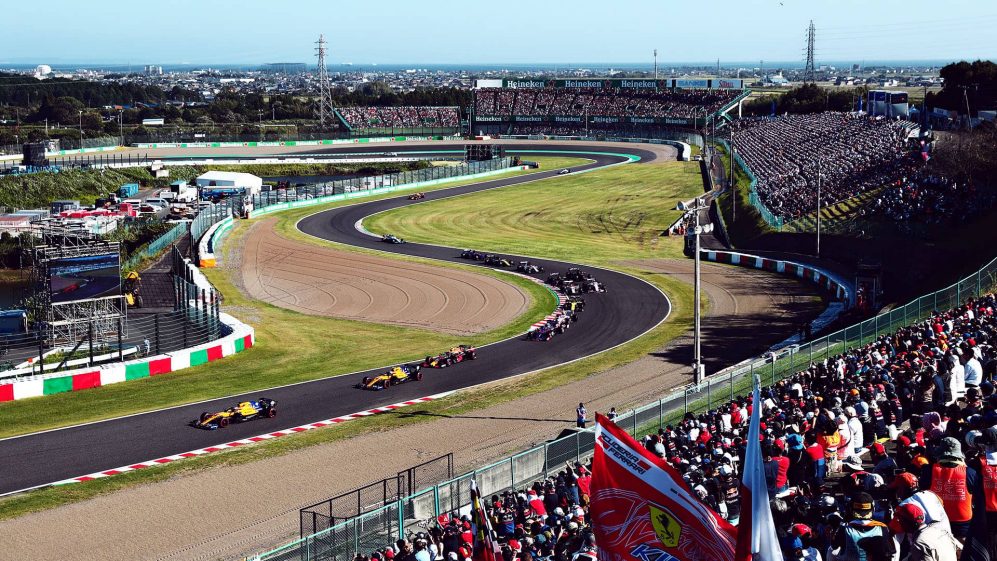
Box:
[474, 87, 741, 120]
[338, 106, 460, 130]
[355, 292, 997, 561]
[872, 169, 993, 225]
[733, 113, 917, 220]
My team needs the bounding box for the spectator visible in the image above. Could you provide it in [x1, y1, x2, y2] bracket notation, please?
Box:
[889, 503, 960, 561]
[576, 403, 587, 429]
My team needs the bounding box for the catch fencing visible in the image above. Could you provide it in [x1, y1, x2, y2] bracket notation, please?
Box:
[248, 251, 997, 561]
[245, 158, 513, 211]
[299, 455, 453, 538]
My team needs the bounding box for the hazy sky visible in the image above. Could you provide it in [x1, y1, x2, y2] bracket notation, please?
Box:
[3, 0, 995, 65]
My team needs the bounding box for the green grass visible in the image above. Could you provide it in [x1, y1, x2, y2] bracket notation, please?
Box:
[0, 157, 588, 439]
[365, 160, 704, 262]
[0, 156, 704, 519]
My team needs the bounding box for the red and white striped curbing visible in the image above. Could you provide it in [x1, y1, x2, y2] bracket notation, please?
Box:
[46, 391, 453, 488]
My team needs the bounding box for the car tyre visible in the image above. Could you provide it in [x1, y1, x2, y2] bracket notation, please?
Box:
[218, 417, 229, 428]
[267, 408, 277, 418]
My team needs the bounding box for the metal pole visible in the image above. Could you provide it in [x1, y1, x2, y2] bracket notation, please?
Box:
[816, 157, 821, 257]
[117, 317, 123, 361]
[730, 125, 736, 223]
[88, 321, 94, 366]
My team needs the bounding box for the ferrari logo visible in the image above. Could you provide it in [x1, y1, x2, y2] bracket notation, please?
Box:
[649, 503, 681, 548]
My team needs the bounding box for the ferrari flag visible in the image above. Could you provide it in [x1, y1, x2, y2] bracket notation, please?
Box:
[733, 376, 783, 561]
[590, 414, 737, 561]
[470, 479, 500, 561]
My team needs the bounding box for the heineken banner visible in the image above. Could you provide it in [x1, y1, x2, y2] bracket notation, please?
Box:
[497, 78, 743, 90]
[474, 114, 704, 127]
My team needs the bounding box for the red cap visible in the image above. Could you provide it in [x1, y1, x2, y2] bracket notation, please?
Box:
[870, 442, 886, 456]
[889, 472, 918, 492]
[385, 549, 395, 559]
[890, 503, 925, 534]
[790, 524, 812, 537]
[508, 540, 521, 552]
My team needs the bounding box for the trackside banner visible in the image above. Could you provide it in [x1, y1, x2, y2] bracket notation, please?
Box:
[590, 414, 736, 561]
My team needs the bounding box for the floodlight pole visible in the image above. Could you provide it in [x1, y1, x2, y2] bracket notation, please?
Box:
[816, 157, 822, 258]
[690, 199, 713, 385]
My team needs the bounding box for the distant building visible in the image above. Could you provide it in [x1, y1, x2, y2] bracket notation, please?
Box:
[144, 65, 164, 75]
[34, 64, 52, 78]
[262, 62, 307, 74]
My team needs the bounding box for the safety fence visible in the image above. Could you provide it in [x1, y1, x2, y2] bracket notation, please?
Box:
[300, 454, 454, 537]
[248, 250, 997, 561]
[245, 158, 513, 212]
[710, 137, 783, 230]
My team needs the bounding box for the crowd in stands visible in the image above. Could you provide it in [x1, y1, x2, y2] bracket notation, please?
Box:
[733, 113, 917, 220]
[355, 293, 997, 561]
[872, 169, 993, 225]
[337, 106, 460, 130]
[474, 88, 740, 119]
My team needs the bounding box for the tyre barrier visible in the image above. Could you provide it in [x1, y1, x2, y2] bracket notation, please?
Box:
[701, 249, 853, 306]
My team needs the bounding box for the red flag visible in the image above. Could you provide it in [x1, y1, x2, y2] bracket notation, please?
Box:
[469, 479, 500, 561]
[590, 414, 737, 561]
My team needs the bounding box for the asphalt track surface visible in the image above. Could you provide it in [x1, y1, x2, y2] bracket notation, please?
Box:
[0, 145, 670, 495]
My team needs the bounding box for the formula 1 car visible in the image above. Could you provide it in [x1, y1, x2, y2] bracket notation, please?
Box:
[546, 272, 563, 286]
[357, 364, 423, 390]
[581, 279, 607, 293]
[423, 344, 477, 368]
[461, 249, 487, 260]
[517, 261, 544, 274]
[382, 234, 406, 244]
[408, 193, 426, 200]
[557, 169, 571, 175]
[527, 311, 573, 341]
[191, 397, 277, 429]
[484, 255, 513, 267]
[565, 268, 592, 282]
[562, 296, 586, 312]
[561, 281, 582, 296]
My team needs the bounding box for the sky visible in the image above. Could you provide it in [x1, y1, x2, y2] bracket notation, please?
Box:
[2, 0, 995, 66]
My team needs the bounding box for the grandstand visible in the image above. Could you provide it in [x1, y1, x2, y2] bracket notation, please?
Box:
[334, 106, 461, 135]
[732, 112, 918, 220]
[472, 78, 747, 136]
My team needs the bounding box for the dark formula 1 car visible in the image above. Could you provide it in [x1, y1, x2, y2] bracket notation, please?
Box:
[516, 261, 544, 274]
[357, 364, 423, 390]
[423, 345, 477, 368]
[461, 249, 487, 260]
[564, 268, 592, 282]
[546, 272, 563, 287]
[408, 193, 426, 200]
[382, 234, 406, 244]
[191, 397, 277, 429]
[484, 255, 513, 267]
[527, 312, 573, 341]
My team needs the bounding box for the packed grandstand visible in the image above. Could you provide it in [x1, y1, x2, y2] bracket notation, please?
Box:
[336, 106, 461, 130]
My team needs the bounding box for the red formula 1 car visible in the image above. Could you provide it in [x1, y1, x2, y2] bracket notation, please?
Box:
[423, 345, 477, 368]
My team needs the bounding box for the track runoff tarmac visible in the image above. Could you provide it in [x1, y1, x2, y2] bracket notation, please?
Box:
[0, 145, 671, 495]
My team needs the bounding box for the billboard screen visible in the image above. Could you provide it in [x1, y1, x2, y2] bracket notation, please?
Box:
[49, 253, 121, 303]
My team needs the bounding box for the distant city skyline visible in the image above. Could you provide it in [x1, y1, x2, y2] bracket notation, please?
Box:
[1, 0, 995, 66]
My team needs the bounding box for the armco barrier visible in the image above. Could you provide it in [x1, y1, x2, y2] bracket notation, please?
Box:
[701, 249, 852, 306]
[0, 313, 253, 402]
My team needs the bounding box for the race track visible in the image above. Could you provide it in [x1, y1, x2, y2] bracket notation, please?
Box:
[0, 145, 670, 494]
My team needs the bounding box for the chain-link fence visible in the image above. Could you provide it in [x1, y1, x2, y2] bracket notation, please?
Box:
[248, 250, 997, 561]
